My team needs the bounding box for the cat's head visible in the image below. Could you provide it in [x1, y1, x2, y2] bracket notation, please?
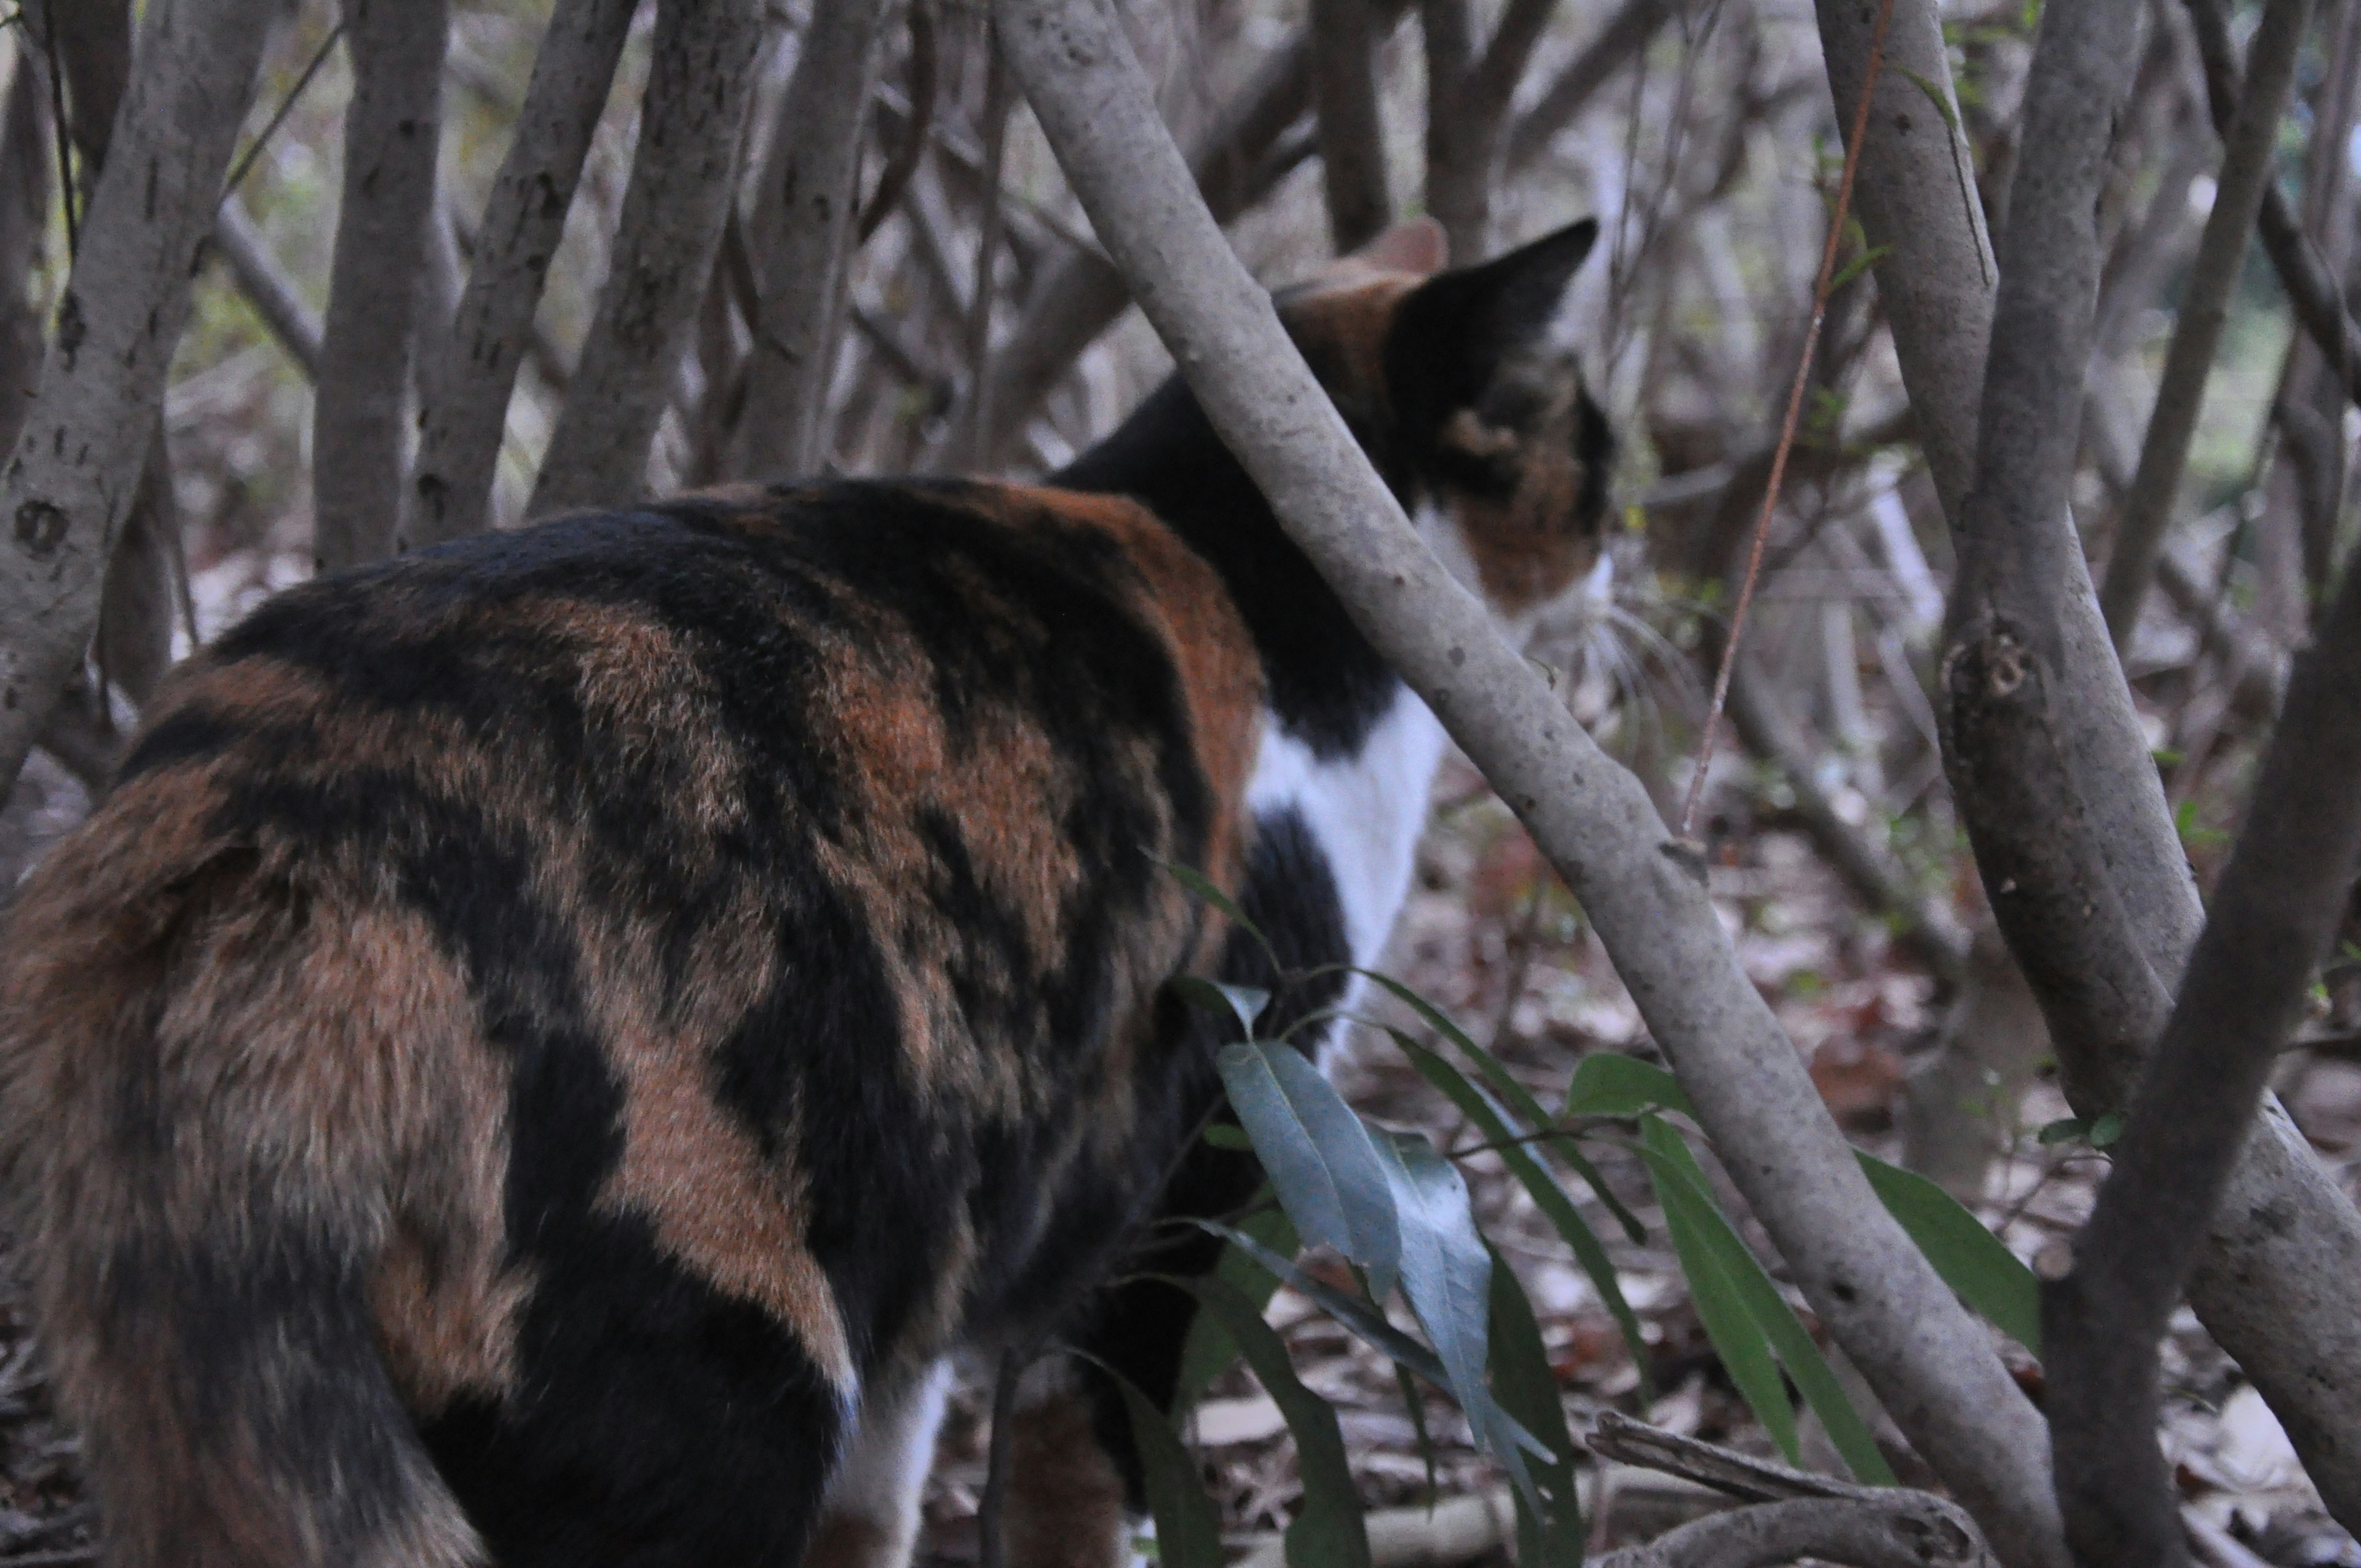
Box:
[1276, 217, 1616, 633]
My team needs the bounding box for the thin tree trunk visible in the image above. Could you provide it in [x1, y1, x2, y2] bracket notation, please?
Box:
[1311, 0, 1391, 251]
[403, 0, 637, 548]
[0, 0, 276, 799]
[45, 0, 181, 707]
[724, 0, 890, 480]
[994, 4, 2068, 1564]
[531, 0, 762, 515]
[312, 0, 450, 573]
[1819, 0, 2361, 1530]
[2095, 0, 2310, 649]
[1424, 0, 1558, 261]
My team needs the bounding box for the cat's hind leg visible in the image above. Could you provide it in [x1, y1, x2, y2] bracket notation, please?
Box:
[810, 1357, 955, 1568]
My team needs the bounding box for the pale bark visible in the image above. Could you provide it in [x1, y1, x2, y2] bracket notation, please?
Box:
[725, 0, 890, 480]
[994, 3, 2067, 1564]
[1818, 0, 2361, 1529]
[532, 0, 762, 516]
[1423, 0, 1555, 260]
[0, 0, 275, 798]
[1310, 0, 1391, 251]
[2095, 0, 2310, 649]
[312, 0, 449, 573]
[403, 0, 636, 548]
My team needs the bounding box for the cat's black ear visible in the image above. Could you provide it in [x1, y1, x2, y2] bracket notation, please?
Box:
[1384, 219, 1599, 435]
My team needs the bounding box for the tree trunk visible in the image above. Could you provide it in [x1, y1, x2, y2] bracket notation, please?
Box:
[403, 0, 637, 548]
[0, 0, 276, 799]
[724, 0, 891, 480]
[312, 0, 450, 573]
[532, 0, 762, 515]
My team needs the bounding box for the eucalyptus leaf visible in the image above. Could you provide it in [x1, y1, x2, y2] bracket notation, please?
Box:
[1856, 1152, 2040, 1352]
[1099, 1361, 1224, 1568]
[1176, 1204, 1299, 1404]
[1488, 1246, 1584, 1568]
[1639, 1119, 1895, 1484]
[1391, 1031, 1653, 1396]
[1157, 857, 1281, 970]
[1179, 1276, 1372, 1568]
[1171, 976, 1271, 1039]
[1561, 1055, 1691, 1120]
[1217, 1041, 1401, 1293]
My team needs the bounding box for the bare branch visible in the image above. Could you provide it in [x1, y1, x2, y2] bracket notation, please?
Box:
[212, 199, 323, 379]
[2186, 0, 2361, 413]
[312, 0, 449, 572]
[726, 0, 892, 480]
[1822, 0, 2361, 1527]
[402, 0, 636, 549]
[951, 28, 1013, 472]
[1596, 1495, 1995, 1568]
[977, 4, 1414, 464]
[1504, 0, 1677, 172]
[858, 0, 938, 246]
[531, 0, 764, 516]
[1728, 656, 1968, 983]
[2050, 384, 2361, 1568]
[0, 0, 276, 798]
[1310, 0, 1391, 251]
[2097, 0, 2309, 650]
[994, 4, 2066, 1564]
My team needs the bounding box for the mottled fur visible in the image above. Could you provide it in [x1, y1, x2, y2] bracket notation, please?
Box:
[0, 218, 1612, 1568]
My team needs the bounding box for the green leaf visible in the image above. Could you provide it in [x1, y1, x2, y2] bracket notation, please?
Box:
[1176, 1205, 1299, 1404]
[1171, 976, 1270, 1039]
[1372, 1132, 1495, 1440]
[1643, 1130, 1799, 1462]
[1217, 1042, 1402, 1296]
[1101, 1363, 1224, 1568]
[2090, 1112, 2124, 1149]
[1829, 244, 1890, 293]
[1391, 1032, 1654, 1397]
[1179, 1276, 1372, 1568]
[1856, 1152, 2040, 1352]
[1158, 858, 1280, 969]
[1192, 1221, 1552, 1473]
[1361, 975, 1649, 1242]
[2036, 1116, 2089, 1146]
[1203, 1122, 1256, 1152]
[1488, 1248, 1584, 1568]
[1639, 1120, 1896, 1484]
[1896, 66, 1962, 135]
[1561, 1055, 1692, 1120]
[1394, 1361, 1438, 1507]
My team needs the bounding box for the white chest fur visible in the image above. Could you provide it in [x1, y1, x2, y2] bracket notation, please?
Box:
[1243, 684, 1452, 975]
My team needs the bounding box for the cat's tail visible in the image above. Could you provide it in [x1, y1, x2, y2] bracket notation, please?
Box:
[0, 812, 488, 1568]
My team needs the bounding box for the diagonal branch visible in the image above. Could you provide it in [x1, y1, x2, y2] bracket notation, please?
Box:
[312, 0, 449, 572]
[993, 3, 2066, 1564]
[403, 0, 636, 548]
[531, 0, 763, 515]
[976, 2, 1415, 465]
[0, 0, 278, 797]
[2096, 0, 2311, 650]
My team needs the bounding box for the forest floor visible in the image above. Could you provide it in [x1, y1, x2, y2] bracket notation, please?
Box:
[0, 762, 2356, 1566]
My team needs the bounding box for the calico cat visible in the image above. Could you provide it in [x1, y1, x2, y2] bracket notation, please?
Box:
[0, 215, 1612, 1568]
